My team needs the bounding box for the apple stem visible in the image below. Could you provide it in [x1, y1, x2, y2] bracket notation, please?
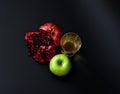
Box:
[58, 61, 62, 66]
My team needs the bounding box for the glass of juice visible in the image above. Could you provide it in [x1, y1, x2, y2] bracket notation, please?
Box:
[60, 32, 82, 57]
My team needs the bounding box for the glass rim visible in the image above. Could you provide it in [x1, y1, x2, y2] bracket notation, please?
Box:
[60, 32, 82, 45]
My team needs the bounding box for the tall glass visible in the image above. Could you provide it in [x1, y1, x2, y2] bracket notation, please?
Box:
[60, 32, 82, 57]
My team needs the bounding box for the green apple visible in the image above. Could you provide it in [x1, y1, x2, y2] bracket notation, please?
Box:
[49, 54, 71, 76]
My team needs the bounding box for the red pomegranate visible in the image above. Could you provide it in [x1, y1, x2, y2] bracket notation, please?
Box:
[25, 30, 56, 63]
[39, 22, 62, 47]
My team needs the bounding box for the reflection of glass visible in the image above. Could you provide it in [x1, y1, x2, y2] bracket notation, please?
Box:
[60, 32, 82, 57]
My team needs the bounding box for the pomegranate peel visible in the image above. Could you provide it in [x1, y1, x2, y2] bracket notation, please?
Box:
[25, 30, 56, 63]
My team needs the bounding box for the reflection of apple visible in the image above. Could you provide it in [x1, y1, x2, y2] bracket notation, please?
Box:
[39, 22, 62, 47]
[49, 54, 71, 76]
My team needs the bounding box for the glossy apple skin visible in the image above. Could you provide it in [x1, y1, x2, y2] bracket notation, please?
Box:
[39, 22, 62, 47]
[49, 54, 71, 76]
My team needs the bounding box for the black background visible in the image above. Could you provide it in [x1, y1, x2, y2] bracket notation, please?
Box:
[0, 0, 120, 94]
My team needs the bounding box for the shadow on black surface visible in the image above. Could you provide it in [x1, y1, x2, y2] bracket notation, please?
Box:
[50, 54, 88, 79]
[49, 54, 95, 92]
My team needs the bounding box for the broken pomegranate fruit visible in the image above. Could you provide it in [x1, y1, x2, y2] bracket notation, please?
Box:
[25, 30, 56, 63]
[39, 22, 62, 47]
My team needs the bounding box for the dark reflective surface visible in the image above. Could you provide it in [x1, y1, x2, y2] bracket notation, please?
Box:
[0, 0, 120, 94]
